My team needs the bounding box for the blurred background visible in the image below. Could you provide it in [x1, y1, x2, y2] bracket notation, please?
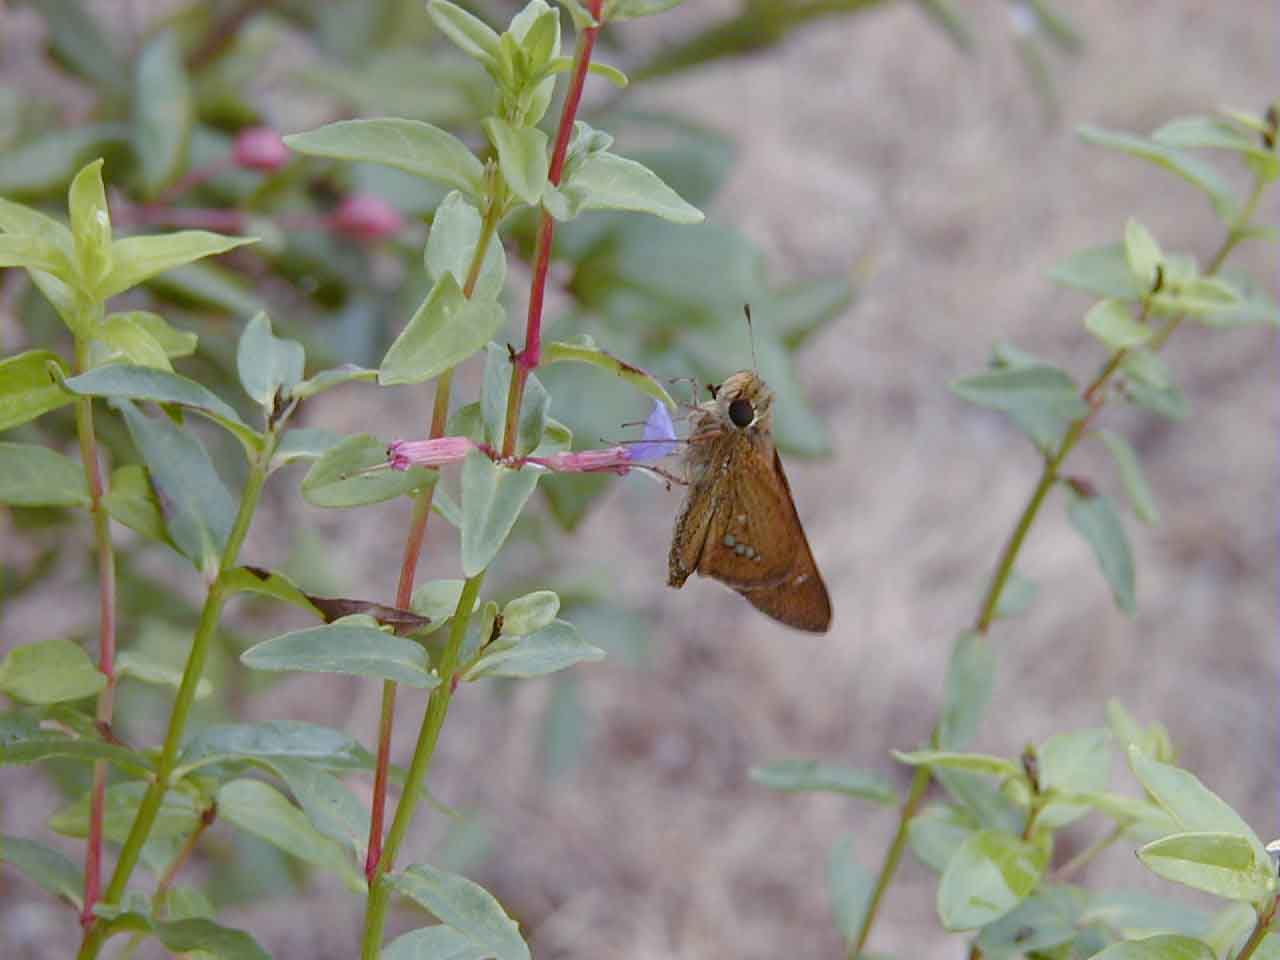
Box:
[0, 1, 1276, 957]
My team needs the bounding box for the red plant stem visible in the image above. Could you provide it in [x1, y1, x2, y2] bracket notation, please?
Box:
[502, 0, 604, 457]
[72, 338, 117, 928]
[363, 199, 502, 881]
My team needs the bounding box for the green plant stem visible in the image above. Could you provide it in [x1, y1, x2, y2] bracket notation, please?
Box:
[77, 433, 277, 960]
[1235, 895, 1278, 960]
[71, 335, 117, 928]
[363, 199, 503, 881]
[849, 171, 1269, 959]
[361, 572, 486, 960]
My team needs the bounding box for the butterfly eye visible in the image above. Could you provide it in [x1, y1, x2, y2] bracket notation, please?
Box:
[728, 397, 754, 428]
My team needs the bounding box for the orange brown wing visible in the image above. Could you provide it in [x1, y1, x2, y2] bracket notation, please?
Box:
[732, 451, 831, 633]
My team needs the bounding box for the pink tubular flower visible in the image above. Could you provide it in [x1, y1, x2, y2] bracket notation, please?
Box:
[232, 127, 289, 172]
[531, 445, 634, 475]
[333, 194, 405, 240]
[388, 436, 477, 471]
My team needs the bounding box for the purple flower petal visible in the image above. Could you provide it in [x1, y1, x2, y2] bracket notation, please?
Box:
[629, 400, 678, 463]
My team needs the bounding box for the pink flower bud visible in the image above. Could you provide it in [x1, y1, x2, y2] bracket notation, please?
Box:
[388, 436, 477, 471]
[536, 446, 633, 474]
[232, 127, 289, 172]
[333, 194, 404, 241]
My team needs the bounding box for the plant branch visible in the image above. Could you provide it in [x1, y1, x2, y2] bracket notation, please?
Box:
[361, 572, 487, 960]
[849, 169, 1269, 956]
[77, 431, 278, 960]
[502, 0, 604, 457]
[1235, 895, 1279, 960]
[72, 333, 117, 929]
[363, 199, 503, 881]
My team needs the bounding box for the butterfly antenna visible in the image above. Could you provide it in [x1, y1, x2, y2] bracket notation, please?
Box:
[743, 304, 759, 371]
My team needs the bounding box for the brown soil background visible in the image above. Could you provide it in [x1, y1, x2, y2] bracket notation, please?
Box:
[2, 2, 1277, 958]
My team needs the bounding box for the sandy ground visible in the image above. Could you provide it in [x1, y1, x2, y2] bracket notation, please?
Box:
[2, 2, 1278, 958]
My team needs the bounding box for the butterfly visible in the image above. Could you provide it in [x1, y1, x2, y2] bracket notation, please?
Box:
[667, 369, 832, 633]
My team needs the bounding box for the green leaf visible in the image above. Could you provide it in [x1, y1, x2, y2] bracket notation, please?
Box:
[1138, 832, 1277, 901]
[270, 757, 369, 860]
[383, 925, 497, 960]
[1124, 218, 1163, 290]
[1079, 125, 1238, 222]
[50, 782, 199, 844]
[411, 579, 480, 636]
[117, 916, 270, 960]
[102, 464, 169, 544]
[1080, 890, 1209, 940]
[542, 337, 676, 408]
[1127, 748, 1267, 863]
[270, 427, 345, 472]
[1066, 488, 1136, 615]
[1200, 271, 1280, 328]
[391, 863, 530, 960]
[1121, 349, 1188, 420]
[908, 804, 977, 873]
[1036, 728, 1111, 828]
[936, 830, 1048, 930]
[96, 311, 186, 370]
[241, 621, 441, 689]
[0, 349, 72, 431]
[133, 31, 193, 196]
[976, 885, 1083, 955]
[36, 0, 124, 93]
[463, 619, 603, 680]
[606, 0, 685, 20]
[301, 434, 437, 508]
[427, 0, 502, 67]
[484, 118, 548, 206]
[828, 834, 872, 948]
[0, 834, 83, 908]
[555, 151, 704, 223]
[284, 119, 485, 198]
[117, 651, 212, 700]
[0, 124, 129, 199]
[0, 232, 75, 277]
[893, 750, 1021, 780]
[63, 363, 260, 451]
[100, 231, 256, 302]
[460, 450, 540, 576]
[500, 590, 560, 636]
[379, 273, 506, 385]
[994, 570, 1038, 619]
[1086, 934, 1215, 960]
[0, 443, 88, 507]
[290, 365, 377, 401]
[1050, 242, 1144, 299]
[0, 711, 151, 774]
[236, 312, 305, 408]
[1085, 299, 1153, 350]
[1152, 276, 1243, 318]
[479, 343, 547, 455]
[748, 760, 897, 804]
[119, 401, 235, 574]
[1100, 430, 1160, 526]
[221, 567, 323, 618]
[1153, 115, 1280, 172]
[425, 191, 506, 303]
[176, 721, 370, 778]
[951, 364, 1088, 453]
[938, 630, 996, 749]
[68, 158, 113, 292]
[0, 638, 104, 704]
[216, 779, 364, 892]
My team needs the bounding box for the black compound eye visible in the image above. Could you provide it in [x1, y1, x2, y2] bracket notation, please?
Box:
[728, 397, 754, 428]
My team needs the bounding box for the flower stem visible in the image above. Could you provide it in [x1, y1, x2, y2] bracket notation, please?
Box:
[501, 0, 605, 457]
[71, 335, 117, 929]
[364, 201, 503, 880]
[1235, 895, 1279, 960]
[361, 572, 486, 960]
[848, 171, 1268, 956]
[77, 432, 277, 960]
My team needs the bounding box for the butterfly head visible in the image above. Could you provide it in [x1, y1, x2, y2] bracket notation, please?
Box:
[711, 370, 774, 434]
